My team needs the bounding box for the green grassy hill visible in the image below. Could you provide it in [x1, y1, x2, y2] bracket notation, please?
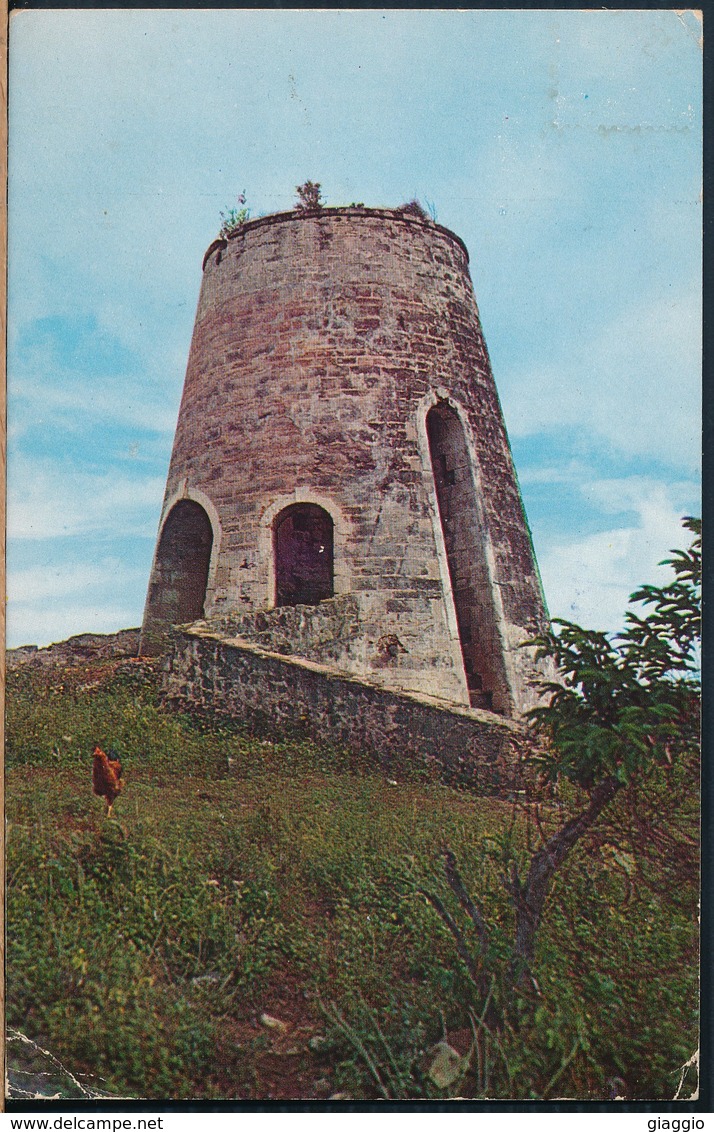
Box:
[6, 648, 699, 1101]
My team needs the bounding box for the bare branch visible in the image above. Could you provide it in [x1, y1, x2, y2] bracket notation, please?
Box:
[417, 888, 483, 987]
[442, 849, 490, 952]
[512, 775, 622, 974]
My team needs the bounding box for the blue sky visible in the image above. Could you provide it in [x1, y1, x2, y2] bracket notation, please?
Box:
[8, 9, 702, 648]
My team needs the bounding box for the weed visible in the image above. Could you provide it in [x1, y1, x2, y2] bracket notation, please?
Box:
[219, 192, 250, 238]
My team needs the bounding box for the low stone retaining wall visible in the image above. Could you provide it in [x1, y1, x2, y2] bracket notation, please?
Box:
[162, 627, 529, 795]
[210, 594, 363, 667]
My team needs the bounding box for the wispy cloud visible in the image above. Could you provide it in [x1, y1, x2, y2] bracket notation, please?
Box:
[7, 555, 150, 648]
[7, 602, 142, 650]
[500, 283, 701, 474]
[8, 457, 165, 541]
[9, 560, 145, 604]
[9, 311, 184, 441]
[10, 372, 180, 439]
[538, 478, 697, 631]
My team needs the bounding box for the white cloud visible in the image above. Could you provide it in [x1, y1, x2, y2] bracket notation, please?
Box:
[6, 554, 152, 648]
[8, 560, 146, 604]
[538, 477, 697, 632]
[10, 563, 107, 603]
[7, 458, 165, 541]
[10, 372, 180, 439]
[517, 460, 590, 487]
[7, 602, 142, 650]
[501, 283, 701, 474]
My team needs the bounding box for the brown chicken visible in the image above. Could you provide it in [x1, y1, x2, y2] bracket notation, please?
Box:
[92, 746, 124, 818]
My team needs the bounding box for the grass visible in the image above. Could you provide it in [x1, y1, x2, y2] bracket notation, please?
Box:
[6, 655, 700, 1100]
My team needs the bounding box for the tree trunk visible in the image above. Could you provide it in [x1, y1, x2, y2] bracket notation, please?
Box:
[512, 775, 622, 980]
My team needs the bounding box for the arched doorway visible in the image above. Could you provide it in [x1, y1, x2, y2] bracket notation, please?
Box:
[140, 500, 213, 655]
[426, 402, 509, 712]
[273, 503, 334, 607]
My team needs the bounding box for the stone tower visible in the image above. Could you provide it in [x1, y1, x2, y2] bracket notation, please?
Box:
[140, 206, 548, 717]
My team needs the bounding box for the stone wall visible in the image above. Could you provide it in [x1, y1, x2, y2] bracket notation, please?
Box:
[162, 626, 529, 796]
[208, 593, 364, 666]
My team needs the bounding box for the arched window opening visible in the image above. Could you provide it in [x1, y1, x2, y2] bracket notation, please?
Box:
[141, 500, 213, 655]
[427, 402, 509, 713]
[274, 503, 334, 607]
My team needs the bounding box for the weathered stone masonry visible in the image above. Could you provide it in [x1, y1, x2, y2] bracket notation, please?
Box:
[142, 205, 549, 743]
[164, 625, 526, 794]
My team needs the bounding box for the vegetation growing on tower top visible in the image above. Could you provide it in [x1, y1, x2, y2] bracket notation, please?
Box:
[219, 191, 250, 238]
[400, 199, 437, 222]
[217, 187, 446, 234]
[294, 180, 325, 211]
[400, 200, 429, 220]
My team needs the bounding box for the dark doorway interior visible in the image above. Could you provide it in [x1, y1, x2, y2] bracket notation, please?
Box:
[426, 402, 509, 713]
[274, 503, 334, 607]
[140, 500, 213, 655]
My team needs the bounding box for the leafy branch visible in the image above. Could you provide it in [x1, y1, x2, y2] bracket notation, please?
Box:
[421, 517, 701, 1012]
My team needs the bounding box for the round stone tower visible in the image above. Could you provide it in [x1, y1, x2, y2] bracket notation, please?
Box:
[140, 206, 548, 716]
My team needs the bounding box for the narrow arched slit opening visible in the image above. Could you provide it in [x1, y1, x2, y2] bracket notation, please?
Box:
[273, 503, 334, 607]
[426, 402, 511, 714]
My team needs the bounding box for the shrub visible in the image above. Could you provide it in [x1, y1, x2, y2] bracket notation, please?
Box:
[295, 181, 324, 211]
[400, 200, 429, 220]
